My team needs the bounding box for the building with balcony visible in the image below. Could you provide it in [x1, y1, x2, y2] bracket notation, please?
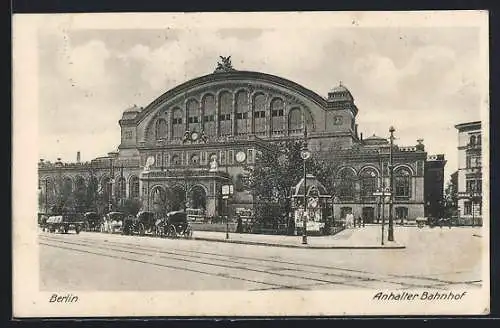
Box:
[38, 59, 446, 221]
[455, 121, 482, 225]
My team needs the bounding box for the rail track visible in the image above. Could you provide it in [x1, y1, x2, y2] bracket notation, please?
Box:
[39, 232, 482, 291]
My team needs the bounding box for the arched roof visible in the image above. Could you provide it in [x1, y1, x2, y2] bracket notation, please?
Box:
[292, 174, 330, 198]
[134, 70, 329, 124]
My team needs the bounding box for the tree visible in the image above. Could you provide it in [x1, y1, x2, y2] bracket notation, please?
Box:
[443, 175, 458, 218]
[244, 140, 339, 222]
[118, 198, 142, 216]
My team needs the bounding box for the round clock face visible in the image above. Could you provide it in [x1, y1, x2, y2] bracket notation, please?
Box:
[300, 150, 311, 160]
[191, 131, 199, 141]
[235, 151, 247, 163]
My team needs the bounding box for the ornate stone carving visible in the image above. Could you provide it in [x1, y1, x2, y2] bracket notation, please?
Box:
[214, 56, 235, 73]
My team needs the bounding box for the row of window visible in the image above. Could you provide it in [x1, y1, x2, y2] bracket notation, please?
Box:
[146, 149, 255, 167]
[153, 106, 309, 140]
[40, 176, 141, 200]
[336, 168, 412, 199]
[167, 110, 284, 124]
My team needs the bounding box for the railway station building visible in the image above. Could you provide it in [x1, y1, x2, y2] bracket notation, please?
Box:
[38, 59, 446, 222]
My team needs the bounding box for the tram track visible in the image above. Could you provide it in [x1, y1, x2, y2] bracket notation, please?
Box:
[39, 233, 469, 290]
[39, 236, 366, 289]
[39, 233, 475, 286]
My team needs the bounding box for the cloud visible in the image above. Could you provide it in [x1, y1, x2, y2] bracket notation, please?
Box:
[353, 54, 400, 96]
[37, 27, 484, 181]
[61, 40, 112, 90]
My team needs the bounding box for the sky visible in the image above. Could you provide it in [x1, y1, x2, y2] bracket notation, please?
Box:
[36, 14, 486, 182]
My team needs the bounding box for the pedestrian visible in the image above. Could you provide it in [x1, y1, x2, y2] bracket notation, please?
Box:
[362, 215, 365, 227]
[357, 216, 362, 228]
[236, 215, 243, 233]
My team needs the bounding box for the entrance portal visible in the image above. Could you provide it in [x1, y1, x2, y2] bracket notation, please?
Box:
[168, 185, 186, 211]
[189, 185, 207, 211]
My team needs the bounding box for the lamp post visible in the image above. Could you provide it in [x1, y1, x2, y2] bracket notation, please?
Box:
[119, 165, 124, 209]
[373, 188, 389, 246]
[108, 158, 114, 213]
[388, 126, 395, 242]
[331, 195, 339, 233]
[222, 184, 233, 239]
[300, 130, 311, 245]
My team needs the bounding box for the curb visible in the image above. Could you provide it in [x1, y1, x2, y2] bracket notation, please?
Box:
[192, 236, 406, 249]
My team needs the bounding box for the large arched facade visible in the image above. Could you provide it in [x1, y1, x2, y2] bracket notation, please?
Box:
[38, 65, 441, 220]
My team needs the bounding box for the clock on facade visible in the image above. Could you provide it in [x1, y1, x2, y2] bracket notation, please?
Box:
[191, 131, 199, 141]
[235, 151, 247, 163]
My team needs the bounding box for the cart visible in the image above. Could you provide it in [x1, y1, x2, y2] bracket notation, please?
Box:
[45, 215, 83, 234]
[416, 217, 427, 228]
[123, 211, 156, 236]
[84, 212, 101, 232]
[162, 211, 193, 239]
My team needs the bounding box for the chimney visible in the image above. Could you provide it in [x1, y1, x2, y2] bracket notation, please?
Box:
[360, 133, 363, 141]
[77, 151, 81, 163]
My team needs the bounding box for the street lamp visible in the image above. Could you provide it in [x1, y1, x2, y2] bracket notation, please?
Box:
[222, 184, 234, 239]
[373, 188, 390, 245]
[300, 146, 311, 245]
[388, 126, 395, 242]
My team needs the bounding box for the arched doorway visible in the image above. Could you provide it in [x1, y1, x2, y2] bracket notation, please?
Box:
[188, 185, 207, 211]
[168, 185, 186, 211]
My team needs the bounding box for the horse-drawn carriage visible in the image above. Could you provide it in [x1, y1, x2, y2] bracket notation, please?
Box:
[123, 211, 157, 236]
[43, 214, 83, 234]
[156, 211, 193, 239]
[84, 212, 101, 232]
[416, 217, 428, 228]
[101, 211, 125, 234]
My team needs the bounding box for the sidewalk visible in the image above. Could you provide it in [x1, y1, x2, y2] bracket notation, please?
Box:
[191, 225, 406, 249]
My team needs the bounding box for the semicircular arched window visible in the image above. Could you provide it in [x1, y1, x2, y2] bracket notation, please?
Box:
[114, 176, 126, 200]
[270, 98, 285, 135]
[395, 168, 412, 198]
[219, 91, 232, 136]
[129, 176, 140, 199]
[360, 168, 378, 198]
[155, 118, 168, 141]
[172, 108, 183, 139]
[235, 90, 250, 135]
[253, 93, 266, 136]
[202, 94, 216, 137]
[337, 168, 356, 200]
[288, 107, 303, 135]
[187, 99, 200, 132]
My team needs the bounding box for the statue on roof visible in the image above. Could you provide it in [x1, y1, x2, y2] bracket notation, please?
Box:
[214, 56, 235, 73]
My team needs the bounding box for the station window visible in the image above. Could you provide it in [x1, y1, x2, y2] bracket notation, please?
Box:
[254, 111, 266, 118]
